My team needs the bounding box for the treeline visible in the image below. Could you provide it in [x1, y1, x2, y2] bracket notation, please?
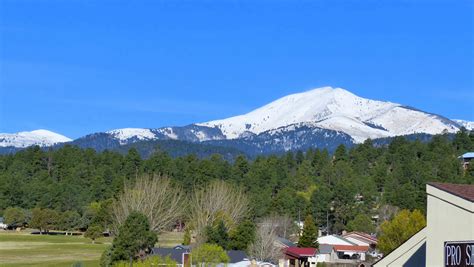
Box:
[0, 131, 473, 234]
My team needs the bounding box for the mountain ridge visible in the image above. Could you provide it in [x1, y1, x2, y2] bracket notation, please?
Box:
[1, 87, 472, 155]
[198, 86, 462, 142]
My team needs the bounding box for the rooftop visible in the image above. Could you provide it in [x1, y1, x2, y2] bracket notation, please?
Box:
[277, 237, 296, 247]
[343, 231, 378, 243]
[333, 245, 369, 252]
[460, 152, 474, 159]
[285, 247, 317, 258]
[226, 250, 248, 263]
[151, 248, 189, 263]
[318, 244, 334, 254]
[428, 182, 474, 202]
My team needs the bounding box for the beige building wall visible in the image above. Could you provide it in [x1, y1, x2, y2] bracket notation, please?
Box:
[426, 185, 474, 267]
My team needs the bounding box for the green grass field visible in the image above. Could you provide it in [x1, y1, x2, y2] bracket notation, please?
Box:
[0, 230, 184, 267]
[0, 231, 112, 267]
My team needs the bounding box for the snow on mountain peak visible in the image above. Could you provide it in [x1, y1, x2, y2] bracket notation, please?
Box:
[198, 86, 460, 142]
[0, 129, 72, 148]
[106, 128, 156, 144]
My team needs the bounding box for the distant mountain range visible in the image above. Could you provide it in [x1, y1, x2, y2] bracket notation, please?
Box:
[1, 87, 472, 157]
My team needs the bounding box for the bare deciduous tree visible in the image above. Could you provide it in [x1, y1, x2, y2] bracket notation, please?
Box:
[249, 217, 284, 263]
[378, 204, 399, 222]
[189, 180, 249, 242]
[112, 175, 184, 233]
[262, 214, 298, 239]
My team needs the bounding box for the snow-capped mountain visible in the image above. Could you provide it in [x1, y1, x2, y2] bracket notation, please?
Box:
[199, 87, 461, 143]
[453, 119, 474, 131]
[1, 86, 471, 156]
[0, 129, 71, 148]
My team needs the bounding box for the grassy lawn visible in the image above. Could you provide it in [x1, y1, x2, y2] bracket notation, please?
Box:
[0, 231, 111, 267]
[0, 230, 183, 266]
[158, 231, 184, 248]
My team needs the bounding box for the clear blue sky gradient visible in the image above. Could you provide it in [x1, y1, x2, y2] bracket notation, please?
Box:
[0, 0, 473, 138]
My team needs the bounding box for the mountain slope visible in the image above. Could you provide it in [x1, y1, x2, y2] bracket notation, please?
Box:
[205, 123, 355, 155]
[0, 129, 71, 148]
[453, 119, 474, 130]
[105, 125, 225, 145]
[198, 87, 460, 142]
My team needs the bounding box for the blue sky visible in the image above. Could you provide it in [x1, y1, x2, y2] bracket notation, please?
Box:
[0, 0, 472, 138]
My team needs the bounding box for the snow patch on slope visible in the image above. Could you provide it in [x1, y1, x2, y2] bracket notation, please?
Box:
[0, 129, 72, 148]
[107, 128, 156, 144]
[453, 119, 474, 130]
[155, 127, 178, 140]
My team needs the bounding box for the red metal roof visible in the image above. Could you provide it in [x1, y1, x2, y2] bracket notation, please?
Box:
[428, 182, 474, 202]
[285, 247, 317, 258]
[333, 245, 369, 252]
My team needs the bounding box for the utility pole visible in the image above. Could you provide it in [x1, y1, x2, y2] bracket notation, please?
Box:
[326, 209, 329, 235]
[298, 207, 301, 235]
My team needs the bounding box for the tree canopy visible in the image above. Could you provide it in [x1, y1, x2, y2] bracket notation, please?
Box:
[192, 244, 229, 266]
[0, 131, 472, 235]
[378, 209, 426, 255]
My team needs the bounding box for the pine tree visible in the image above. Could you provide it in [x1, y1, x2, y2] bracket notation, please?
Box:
[298, 214, 318, 248]
[229, 220, 256, 250]
[310, 185, 332, 227]
[110, 211, 157, 264]
[206, 220, 230, 249]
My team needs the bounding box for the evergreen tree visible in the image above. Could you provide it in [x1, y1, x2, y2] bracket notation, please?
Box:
[205, 220, 230, 249]
[124, 148, 142, 180]
[347, 214, 375, 233]
[298, 214, 318, 248]
[229, 220, 256, 250]
[310, 185, 332, 227]
[110, 211, 157, 264]
[334, 145, 348, 162]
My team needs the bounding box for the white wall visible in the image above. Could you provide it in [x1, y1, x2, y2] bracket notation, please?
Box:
[314, 254, 330, 263]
